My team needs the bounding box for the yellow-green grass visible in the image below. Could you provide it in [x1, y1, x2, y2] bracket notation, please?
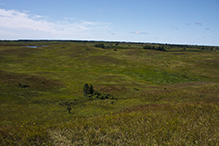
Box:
[0, 41, 219, 145]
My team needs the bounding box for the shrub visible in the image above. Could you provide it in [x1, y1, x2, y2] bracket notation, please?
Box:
[18, 83, 29, 88]
[83, 83, 94, 97]
[83, 83, 89, 95]
[156, 46, 166, 51]
[88, 84, 94, 94]
[67, 106, 72, 113]
[143, 45, 151, 50]
[83, 83, 115, 100]
[94, 44, 105, 48]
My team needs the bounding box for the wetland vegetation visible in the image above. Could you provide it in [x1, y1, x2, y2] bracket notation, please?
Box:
[0, 40, 219, 145]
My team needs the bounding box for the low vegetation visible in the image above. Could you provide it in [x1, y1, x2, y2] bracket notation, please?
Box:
[0, 40, 219, 145]
[83, 83, 115, 100]
[94, 43, 105, 49]
[143, 45, 166, 51]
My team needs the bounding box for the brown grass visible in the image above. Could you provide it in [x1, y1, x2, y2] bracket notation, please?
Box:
[0, 70, 64, 90]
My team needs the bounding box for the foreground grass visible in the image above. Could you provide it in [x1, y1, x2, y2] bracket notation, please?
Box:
[1, 102, 219, 145]
[0, 41, 219, 145]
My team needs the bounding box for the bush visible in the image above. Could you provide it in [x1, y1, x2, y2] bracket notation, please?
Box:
[94, 44, 105, 48]
[83, 83, 115, 100]
[67, 106, 72, 113]
[83, 83, 94, 95]
[156, 46, 166, 51]
[83, 83, 89, 95]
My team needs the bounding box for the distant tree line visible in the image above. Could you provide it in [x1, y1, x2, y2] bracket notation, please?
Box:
[143, 45, 166, 51]
[1, 40, 218, 50]
[94, 43, 114, 49]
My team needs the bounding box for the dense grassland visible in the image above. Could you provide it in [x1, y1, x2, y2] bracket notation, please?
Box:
[0, 41, 219, 145]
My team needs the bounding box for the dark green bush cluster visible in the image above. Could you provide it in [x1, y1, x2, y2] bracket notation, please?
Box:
[83, 83, 115, 100]
[199, 47, 214, 51]
[18, 83, 29, 88]
[94, 43, 105, 48]
[86, 91, 115, 100]
[94, 43, 112, 49]
[143, 45, 166, 51]
[133, 88, 139, 91]
[83, 83, 94, 95]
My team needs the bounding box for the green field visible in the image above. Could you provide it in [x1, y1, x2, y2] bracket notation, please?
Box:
[0, 41, 219, 145]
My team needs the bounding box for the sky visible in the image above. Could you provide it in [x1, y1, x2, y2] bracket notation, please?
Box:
[0, 0, 219, 46]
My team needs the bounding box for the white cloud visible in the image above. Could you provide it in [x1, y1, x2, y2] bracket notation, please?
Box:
[0, 8, 111, 39]
[64, 17, 75, 21]
[131, 31, 148, 35]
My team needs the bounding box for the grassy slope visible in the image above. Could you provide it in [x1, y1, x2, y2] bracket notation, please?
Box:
[0, 42, 219, 145]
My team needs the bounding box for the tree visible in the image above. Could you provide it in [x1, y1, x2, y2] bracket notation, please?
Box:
[83, 83, 89, 95]
[67, 106, 72, 113]
[83, 83, 94, 95]
[143, 45, 151, 50]
[88, 84, 94, 94]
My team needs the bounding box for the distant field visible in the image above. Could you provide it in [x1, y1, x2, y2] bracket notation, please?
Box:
[0, 41, 219, 145]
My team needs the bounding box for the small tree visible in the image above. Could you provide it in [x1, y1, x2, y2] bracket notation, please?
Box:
[83, 83, 89, 95]
[67, 106, 72, 113]
[83, 83, 94, 96]
[143, 45, 151, 50]
[88, 84, 94, 94]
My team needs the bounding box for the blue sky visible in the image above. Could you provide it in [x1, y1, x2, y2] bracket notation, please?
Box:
[0, 0, 218, 46]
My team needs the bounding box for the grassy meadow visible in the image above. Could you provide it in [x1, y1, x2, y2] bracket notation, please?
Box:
[0, 41, 219, 145]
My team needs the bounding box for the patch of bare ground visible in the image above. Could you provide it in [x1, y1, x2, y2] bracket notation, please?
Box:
[94, 85, 128, 94]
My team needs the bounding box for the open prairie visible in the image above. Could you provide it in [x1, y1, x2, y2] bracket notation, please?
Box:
[0, 41, 219, 145]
